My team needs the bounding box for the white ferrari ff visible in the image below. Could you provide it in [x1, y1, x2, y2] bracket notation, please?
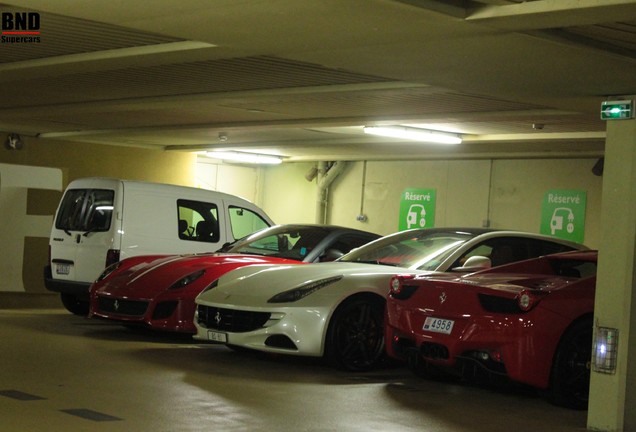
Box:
[193, 228, 586, 371]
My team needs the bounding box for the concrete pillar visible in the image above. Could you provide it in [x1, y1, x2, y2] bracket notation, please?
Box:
[587, 101, 636, 431]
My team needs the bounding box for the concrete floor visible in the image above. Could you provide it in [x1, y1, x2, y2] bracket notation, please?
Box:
[0, 305, 589, 432]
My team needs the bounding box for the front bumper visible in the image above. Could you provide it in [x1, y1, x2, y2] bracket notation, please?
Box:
[90, 293, 198, 334]
[193, 303, 332, 357]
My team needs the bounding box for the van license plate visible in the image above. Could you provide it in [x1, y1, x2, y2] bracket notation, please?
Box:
[56, 264, 70, 275]
[207, 331, 228, 343]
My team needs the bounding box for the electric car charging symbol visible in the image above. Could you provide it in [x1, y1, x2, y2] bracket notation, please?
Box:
[407, 204, 426, 229]
[550, 207, 575, 235]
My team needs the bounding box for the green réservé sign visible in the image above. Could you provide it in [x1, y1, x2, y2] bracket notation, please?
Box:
[540, 189, 587, 243]
[398, 188, 436, 231]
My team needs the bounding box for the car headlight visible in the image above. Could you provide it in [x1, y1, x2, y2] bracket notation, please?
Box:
[169, 269, 205, 290]
[95, 262, 122, 282]
[267, 275, 343, 303]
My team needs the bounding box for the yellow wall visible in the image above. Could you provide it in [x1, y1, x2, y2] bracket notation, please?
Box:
[0, 136, 197, 187]
[0, 135, 197, 294]
[259, 162, 317, 224]
[261, 159, 602, 248]
[0, 134, 604, 295]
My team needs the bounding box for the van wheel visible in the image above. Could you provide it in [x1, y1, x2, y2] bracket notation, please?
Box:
[60, 293, 89, 316]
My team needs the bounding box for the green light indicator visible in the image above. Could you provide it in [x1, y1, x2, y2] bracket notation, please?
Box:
[601, 100, 634, 120]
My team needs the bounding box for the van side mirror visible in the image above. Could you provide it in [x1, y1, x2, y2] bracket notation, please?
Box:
[452, 255, 491, 272]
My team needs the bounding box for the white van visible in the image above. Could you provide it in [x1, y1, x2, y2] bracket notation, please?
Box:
[44, 178, 273, 315]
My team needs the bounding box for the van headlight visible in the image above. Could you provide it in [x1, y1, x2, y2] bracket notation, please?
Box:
[268, 275, 343, 303]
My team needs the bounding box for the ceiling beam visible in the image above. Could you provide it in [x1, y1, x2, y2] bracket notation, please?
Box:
[0, 81, 429, 114]
[34, 108, 579, 139]
[466, 0, 636, 30]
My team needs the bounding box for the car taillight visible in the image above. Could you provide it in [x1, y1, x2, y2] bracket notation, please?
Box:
[517, 289, 539, 311]
[389, 274, 416, 296]
[105, 249, 120, 267]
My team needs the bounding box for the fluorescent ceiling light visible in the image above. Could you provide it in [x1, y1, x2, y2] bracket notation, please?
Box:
[363, 126, 462, 144]
[207, 151, 283, 165]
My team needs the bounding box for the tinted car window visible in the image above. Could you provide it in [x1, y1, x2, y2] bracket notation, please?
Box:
[532, 239, 578, 256]
[452, 237, 578, 269]
[549, 257, 597, 279]
[55, 188, 114, 232]
[228, 206, 270, 240]
[330, 234, 375, 254]
[231, 226, 330, 260]
[177, 199, 220, 243]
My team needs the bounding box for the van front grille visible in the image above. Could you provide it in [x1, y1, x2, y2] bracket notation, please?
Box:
[97, 296, 149, 316]
[196, 305, 270, 332]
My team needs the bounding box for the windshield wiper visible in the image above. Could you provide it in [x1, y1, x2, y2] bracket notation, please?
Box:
[215, 241, 236, 253]
[238, 251, 266, 256]
[82, 226, 101, 237]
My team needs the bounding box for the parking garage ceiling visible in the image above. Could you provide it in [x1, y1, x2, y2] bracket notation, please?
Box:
[1, 0, 635, 162]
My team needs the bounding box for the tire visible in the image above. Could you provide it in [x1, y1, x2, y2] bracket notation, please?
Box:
[325, 296, 385, 371]
[548, 317, 592, 410]
[60, 293, 89, 316]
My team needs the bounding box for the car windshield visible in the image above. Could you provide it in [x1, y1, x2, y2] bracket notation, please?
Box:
[227, 225, 330, 261]
[340, 229, 476, 271]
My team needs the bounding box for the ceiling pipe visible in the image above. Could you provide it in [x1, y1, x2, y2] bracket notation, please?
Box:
[315, 161, 346, 224]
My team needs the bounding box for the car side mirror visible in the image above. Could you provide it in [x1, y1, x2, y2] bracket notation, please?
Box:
[320, 248, 344, 262]
[452, 255, 491, 272]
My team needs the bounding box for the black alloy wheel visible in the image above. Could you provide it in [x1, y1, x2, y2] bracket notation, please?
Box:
[548, 317, 593, 410]
[325, 296, 385, 371]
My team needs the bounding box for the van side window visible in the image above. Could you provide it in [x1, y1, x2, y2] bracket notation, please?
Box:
[228, 206, 270, 240]
[177, 199, 220, 243]
[55, 188, 114, 232]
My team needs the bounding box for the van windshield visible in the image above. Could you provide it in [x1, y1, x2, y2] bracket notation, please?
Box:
[55, 189, 114, 232]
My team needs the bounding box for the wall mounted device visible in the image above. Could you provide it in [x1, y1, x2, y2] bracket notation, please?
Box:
[4, 133, 23, 150]
[593, 326, 619, 374]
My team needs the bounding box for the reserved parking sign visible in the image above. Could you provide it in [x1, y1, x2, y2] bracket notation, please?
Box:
[398, 188, 436, 231]
[540, 190, 587, 243]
